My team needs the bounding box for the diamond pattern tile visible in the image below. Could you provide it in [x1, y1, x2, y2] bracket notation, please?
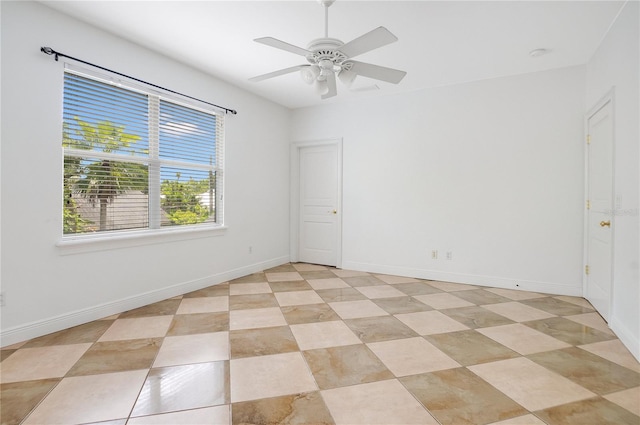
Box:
[1, 263, 638, 425]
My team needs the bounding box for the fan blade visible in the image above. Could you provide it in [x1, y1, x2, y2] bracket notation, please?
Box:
[349, 61, 406, 84]
[338, 27, 398, 58]
[249, 65, 308, 82]
[254, 37, 311, 57]
[322, 72, 338, 99]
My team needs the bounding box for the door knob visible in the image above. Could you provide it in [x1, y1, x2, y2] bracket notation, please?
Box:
[600, 220, 611, 227]
[332, 209, 337, 215]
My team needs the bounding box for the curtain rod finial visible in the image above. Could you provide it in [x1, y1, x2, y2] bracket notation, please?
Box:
[40, 47, 59, 61]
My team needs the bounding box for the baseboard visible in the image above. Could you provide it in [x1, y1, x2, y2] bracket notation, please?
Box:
[0, 256, 289, 347]
[341, 261, 583, 296]
[609, 315, 640, 362]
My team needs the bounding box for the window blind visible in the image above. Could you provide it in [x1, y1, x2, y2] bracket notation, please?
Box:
[62, 71, 224, 236]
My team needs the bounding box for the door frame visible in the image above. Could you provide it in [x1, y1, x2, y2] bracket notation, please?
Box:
[290, 138, 343, 268]
[583, 88, 616, 319]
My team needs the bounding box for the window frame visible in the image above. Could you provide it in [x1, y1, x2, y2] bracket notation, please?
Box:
[59, 64, 226, 250]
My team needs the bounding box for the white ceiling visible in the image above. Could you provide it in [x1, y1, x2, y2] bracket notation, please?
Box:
[41, 1, 625, 109]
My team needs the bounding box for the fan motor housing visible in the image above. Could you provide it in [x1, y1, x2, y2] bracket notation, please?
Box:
[306, 38, 347, 65]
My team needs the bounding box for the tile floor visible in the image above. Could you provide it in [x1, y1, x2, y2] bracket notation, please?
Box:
[1, 263, 639, 425]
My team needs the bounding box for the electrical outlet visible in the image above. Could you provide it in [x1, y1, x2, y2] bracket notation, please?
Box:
[446, 251, 453, 260]
[249, 246, 253, 254]
[0, 292, 5, 307]
[431, 250, 438, 259]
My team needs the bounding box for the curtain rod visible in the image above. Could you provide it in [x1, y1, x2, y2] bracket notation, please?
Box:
[40, 47, 238, 115]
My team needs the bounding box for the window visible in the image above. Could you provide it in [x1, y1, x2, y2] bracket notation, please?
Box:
[62, 70, 224, 237]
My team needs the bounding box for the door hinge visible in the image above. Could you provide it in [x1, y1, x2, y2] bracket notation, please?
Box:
[586, 134, 591, 144]
[585, 265, 590, 275]
[586, 199, 591, 210]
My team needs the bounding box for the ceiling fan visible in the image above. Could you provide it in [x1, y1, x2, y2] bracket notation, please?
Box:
[249, 0, 407, 99]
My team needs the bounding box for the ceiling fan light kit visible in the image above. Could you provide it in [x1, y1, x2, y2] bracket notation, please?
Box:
[249, 0, 407, 99]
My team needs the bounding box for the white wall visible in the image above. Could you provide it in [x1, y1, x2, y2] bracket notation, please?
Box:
[292, 66, 587, 295]
[1, 1, 291, 345]
[585, 1, 639, 360]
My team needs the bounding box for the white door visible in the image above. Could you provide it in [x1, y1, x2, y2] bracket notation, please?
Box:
[298, 144, 340, 266]
[585, 100, 614, 320]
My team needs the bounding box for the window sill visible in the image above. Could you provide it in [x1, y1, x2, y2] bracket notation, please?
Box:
[56, 225, 227, 255]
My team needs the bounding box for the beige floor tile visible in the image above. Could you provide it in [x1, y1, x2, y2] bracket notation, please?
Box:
[566, 312, 614, 335]
[374, 274, 420, 284]
[413, 293, 475, 309]
[265, 272, 303, 282]
[177, 297, 229, 314]
[290, 320, 361, 350]
[98, 316, 173, 342]
[128, 405, 230, 425]
[485, 287, 547, 300]
[230, 352, 317, 403]
[487, 414, 547, 425]
[274, 290, 324, 306]
[23, 370, 148, 424]
[229, 282, 272, 295]
[229, 307, 287, 330]
[395, 310, 469, 335]
[469, 357, 596, 411]
[321, 379, 438, 424]
[307, 278, 350, 290]
[482, 301, 555, 322]
[355, 285, 406, 299]
[132, 362, 228, 417]
[477, 323, 571, 355]
[427, 280, 479, 292]
[604, 386, 640, 416]
[367, 337, 460, 377]
[328, 300, 389, 319]
[0, 343, 92, 383]
[579, 339, 640, 372]
[154, 332, 229, 367]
